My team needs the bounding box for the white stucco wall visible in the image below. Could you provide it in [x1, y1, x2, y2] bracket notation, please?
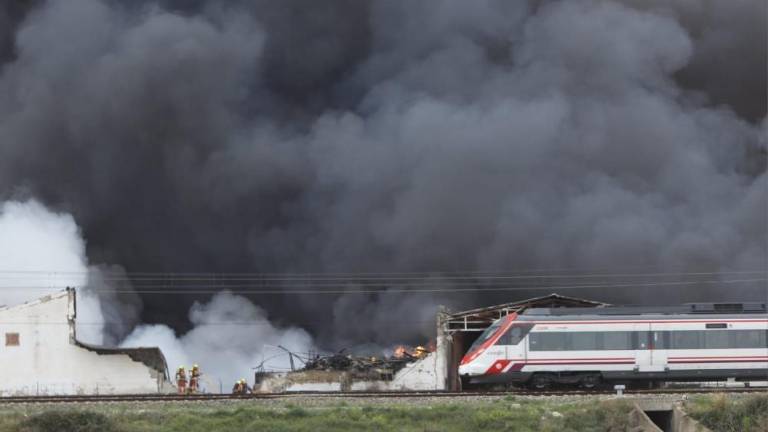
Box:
[0, 290, 167, 396]
[387, 352, 444, 390]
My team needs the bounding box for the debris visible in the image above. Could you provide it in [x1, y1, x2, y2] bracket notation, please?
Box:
[301, 345, 433, 380]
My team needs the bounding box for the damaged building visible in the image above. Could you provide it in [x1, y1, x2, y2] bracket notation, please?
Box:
[255, 293, 606, 392]
[254, 351, 446, 392]
[0, 288, 171, 396]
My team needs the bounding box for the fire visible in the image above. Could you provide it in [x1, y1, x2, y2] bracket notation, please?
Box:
[391, 342, 433, 359]
[393, 345, 407, 358]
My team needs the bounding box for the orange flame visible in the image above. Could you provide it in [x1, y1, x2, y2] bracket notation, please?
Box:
[393, 345, 407, 358]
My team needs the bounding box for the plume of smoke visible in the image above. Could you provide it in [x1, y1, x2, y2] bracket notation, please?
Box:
[0, 199, 110, 344]
[121, 291, 315, 387]
[0, 0, 764, 349]
[0, 200, 87, 307]
[0, 199, 315, 382]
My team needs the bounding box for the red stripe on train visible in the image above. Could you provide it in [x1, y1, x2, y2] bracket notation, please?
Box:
[484, 360, 512, 375]
[669, 355, 768, 359]
[524, 319, 768, 325]
[667, 357, 768, 364]
[491, 358, 768, 374]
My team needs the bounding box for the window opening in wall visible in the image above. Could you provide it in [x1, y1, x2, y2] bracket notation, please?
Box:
[5, 332, 20, 346]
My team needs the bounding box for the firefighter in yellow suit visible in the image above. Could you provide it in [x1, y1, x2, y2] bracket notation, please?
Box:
[175, 366, 187, 395]
[232, 378, 250, 395]
[188, 364, 201, 394]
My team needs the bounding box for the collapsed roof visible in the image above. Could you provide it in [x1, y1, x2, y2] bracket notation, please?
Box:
[441, 293, 609, 332]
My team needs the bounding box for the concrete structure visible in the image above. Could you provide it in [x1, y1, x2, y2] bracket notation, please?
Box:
[633, 398, 715, 431]
[255, 352, 444, 392]
[0, 288, 170, 396]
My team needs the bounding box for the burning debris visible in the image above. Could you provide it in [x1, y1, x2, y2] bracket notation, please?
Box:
[301, 345, 434, 380]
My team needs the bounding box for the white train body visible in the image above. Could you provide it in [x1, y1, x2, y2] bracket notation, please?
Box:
[458, 303, 768, 387]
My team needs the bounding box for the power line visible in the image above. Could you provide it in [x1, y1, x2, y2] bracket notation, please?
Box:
[0, 269, 764, 281]
[0, 278, 764, 295]
[0, 271, 763, 285]
[0, 276, 757, 289]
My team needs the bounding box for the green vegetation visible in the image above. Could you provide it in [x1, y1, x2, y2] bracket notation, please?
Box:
[686, 394, 768, 432]
[0, 398, 635, 432]
[17, 411, 116, 432]
[2, 393, 766, 431]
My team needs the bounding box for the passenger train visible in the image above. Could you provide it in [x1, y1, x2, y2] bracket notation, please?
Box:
[458, 303, 768, 389]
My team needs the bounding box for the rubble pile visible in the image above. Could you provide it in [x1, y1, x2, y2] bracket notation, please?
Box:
[301, 346, 431, 380]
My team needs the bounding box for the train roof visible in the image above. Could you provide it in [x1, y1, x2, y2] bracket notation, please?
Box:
[520, 302, 767, 321]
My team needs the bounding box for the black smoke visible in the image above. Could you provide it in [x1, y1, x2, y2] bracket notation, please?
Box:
[0, 0, 765, 348]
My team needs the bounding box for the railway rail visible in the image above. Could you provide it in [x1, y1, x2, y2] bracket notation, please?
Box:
[1, 387, 765, 404]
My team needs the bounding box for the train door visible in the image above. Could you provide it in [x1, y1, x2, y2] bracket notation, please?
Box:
[634, 323, 653, 371]
[507, 324, 533, 364]
[650, 329, 668, 370]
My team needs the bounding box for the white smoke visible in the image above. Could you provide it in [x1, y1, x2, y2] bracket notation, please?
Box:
[0, 199, 106, 344]
[121, 291, 315, 388]
[0, 199, 87, 306]
[0, 199, 315, 386]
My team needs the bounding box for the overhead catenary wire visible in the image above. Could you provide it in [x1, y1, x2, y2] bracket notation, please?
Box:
[0, 270, 764, 285]
[0, 277, 764, 295]
[0, 268, 764, 282]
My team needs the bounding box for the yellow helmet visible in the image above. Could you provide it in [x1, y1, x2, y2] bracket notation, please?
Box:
[193, 364, 199, 368]
[178, 365, 185, 370]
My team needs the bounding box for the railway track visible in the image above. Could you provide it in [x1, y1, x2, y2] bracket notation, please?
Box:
[1, 387, 765, 404]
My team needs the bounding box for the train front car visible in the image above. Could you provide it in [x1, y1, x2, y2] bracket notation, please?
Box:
[458, 313, 534, 386]
[459, 302, 768, 390]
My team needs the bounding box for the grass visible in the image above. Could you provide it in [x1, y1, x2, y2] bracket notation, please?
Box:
[0, 398, 635, 432]
[686, 393, 768, 432]
[17, 411, 116, 432]
[2, 394, 766, 431]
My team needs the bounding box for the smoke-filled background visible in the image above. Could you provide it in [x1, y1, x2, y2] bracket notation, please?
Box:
[0, 0, 766, 383]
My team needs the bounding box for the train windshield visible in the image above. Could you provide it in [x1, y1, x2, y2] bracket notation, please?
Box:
[467, 318, 504, 352]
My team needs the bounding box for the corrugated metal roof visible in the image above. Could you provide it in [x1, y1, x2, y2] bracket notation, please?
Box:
[441, 293, 609, 332]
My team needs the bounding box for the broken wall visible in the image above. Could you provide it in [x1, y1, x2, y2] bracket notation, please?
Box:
[0, 290, 168, 396]
[256, 352, 446, 392]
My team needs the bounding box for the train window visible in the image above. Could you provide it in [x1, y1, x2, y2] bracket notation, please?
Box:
[603, 332, 633, 350]
[651, 331, 669, 349]
[704, 331, 730, 349]
[529, 332, 567, 351]
[570, 332, 600, 350]
[671, 331, 701, 349]
[731, 330, 768, 349]
[634, 332, 650, 350]
[494, 324, 533, 346]
[467, 319, 504, 352]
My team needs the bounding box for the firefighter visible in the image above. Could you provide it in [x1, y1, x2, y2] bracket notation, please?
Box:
[188, 364, 201, 394]
[240, 378, 251, 394]
[175, 366, 187, 395]
[414, 346, 428, 359]
[232, 379, 245, 395]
